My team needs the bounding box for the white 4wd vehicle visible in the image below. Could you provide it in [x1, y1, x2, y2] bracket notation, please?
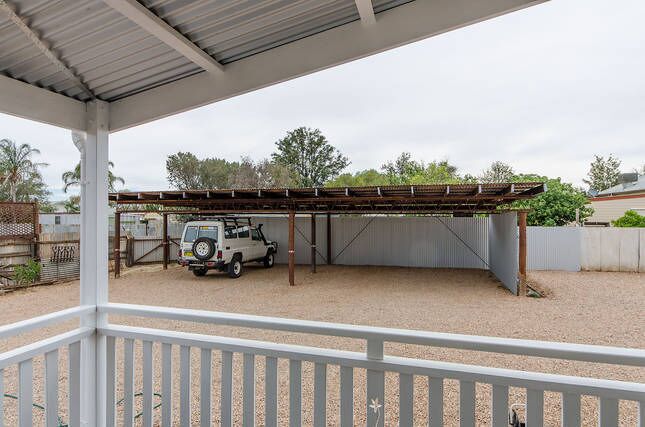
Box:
[178, 217, 277, 278]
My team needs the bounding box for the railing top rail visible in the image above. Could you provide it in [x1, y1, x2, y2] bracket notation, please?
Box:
[100, 324, 645, 402]
[101, 303, 645, 367]
[0, 305, 94, 340]
[0, 327, 93, 369]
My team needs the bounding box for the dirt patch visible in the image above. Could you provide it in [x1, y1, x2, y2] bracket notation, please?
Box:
[1, 265, 643, 425]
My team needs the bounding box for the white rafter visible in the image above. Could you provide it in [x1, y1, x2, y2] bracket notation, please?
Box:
[101, 0, 224, 74]
[0, 0, 95, 99]
[355, 0, 376, 25]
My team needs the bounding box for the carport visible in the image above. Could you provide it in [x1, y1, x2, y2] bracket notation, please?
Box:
[110, 182, 544, 294]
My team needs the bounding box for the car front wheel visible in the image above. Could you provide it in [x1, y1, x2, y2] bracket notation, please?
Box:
[228, 256, 243, 278]
[263, 252, 275, 268]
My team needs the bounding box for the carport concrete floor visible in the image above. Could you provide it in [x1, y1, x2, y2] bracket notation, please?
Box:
[1, 265, 643, 426]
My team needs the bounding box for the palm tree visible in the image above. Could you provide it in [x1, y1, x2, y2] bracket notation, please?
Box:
[0, 139, 48, 202]
[62, 161, 125, 193]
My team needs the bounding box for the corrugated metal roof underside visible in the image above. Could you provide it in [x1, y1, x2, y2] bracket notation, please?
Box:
[0, 0, 414, 102]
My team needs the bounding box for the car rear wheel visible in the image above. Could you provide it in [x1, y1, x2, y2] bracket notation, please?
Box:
[192, 268, 207, 277]
[228, 256, 243, 278]
[263, 252, 275, 268]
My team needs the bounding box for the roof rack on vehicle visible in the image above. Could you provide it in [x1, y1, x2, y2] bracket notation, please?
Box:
[186, 215, 253, 223]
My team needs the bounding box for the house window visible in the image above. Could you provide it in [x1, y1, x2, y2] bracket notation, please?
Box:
[55, 215, 61, 225]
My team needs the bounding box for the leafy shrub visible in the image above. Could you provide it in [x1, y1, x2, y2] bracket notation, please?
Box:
[14, 260, 41, 285]
[612, 210, 645, 227]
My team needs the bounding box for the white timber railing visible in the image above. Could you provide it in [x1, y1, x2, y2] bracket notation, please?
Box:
[1, 303, 644, 426]
[0, 305, 94, 427]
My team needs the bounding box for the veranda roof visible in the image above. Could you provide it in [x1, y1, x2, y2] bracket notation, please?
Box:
[1, 0, 547, 131]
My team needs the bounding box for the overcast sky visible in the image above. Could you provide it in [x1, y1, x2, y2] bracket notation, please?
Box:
[1, 0, 644, 201]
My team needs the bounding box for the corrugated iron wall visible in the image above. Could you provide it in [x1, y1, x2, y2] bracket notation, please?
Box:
[488, 212, 519, 294]
[252, 215, 490, 269]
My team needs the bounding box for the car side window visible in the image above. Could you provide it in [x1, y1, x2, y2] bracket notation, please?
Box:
[251, 229, 262, 241]
[237, 225, 250, 238]
[224, 225, 237, 239]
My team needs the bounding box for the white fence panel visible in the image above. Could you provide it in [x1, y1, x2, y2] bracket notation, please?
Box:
[527, 227, 581, 271]
[581, 228, 644, 272]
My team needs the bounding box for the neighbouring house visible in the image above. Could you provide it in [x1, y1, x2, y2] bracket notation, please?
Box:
[586, 174, 645, 224]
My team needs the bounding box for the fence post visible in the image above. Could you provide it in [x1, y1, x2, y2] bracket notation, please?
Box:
[326, 213, 332, 265]
[113, 212, 120, 278]
[311, 213, 316, 273]
[163, 213, 168, 270]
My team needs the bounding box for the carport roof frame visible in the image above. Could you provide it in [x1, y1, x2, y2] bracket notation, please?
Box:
[110, 182, 546, 214]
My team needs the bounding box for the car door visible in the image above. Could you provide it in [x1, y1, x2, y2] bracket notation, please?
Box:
[250, 228, 266, 259]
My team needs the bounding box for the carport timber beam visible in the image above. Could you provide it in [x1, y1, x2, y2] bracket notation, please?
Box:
[288, 210, 295, 286]
[162, 213, 169, 270]
[518, 210, 528, 293]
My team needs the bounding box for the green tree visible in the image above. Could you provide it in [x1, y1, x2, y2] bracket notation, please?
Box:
[479, 161, 515, 183]
[62, 161, 125, 193]
[409, 160, 461, 184]
[583, 154, 621, 192]
[326, 169, 389, 187]
[0, 139, 48, 202]
[166, 152, 202, 189]
[381, 152, 424, 184]
[612, 210, 645, 227]
[272, 127, 349, 187]
[64, 195, 81, 213]
[512, 175, 592, 226]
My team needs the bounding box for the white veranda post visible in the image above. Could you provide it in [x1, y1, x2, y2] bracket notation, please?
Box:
[78, 100, 110, 426]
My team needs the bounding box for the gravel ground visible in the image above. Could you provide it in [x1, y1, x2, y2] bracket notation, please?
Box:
[1, 265, 643, 426]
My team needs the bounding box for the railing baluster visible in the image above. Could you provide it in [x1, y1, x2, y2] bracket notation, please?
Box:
[340, 366, 354, 427]
[68, 341, 81, 427]
[639, 400, 645, 427]
[492, 385, 508, 427]
[399, 373, 414, 427]
[428, 377, 443, 427]
[265, 356, 278, 427]
[180, 345, 191, 427]
[161, 343, 172, 427]
[44, 350, 58, 427]
[142, 340, 153, 427]
[367, 339, 385, 427]
[314, 363, 327, 427]
[200, 348, 212, 427]
[459, 380, 475, 427]
[18, 359, 32, 427]
[289, 359, 302, 427]
[526, 389, 544, 427]
[123, 338, 135, 427]
[243, 354, 255, 427]
[220, 351, 233, 427]
[562, 393, 580, 427]
[106, 336, 116, 427]
[599, 397, 618, 427]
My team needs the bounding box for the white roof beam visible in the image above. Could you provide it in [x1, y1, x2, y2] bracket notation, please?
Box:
[102, 0, 223, 74]
[355, 0, 376, 26]
[109, 0, 547, 132]
[0, 75, 87, 131]
[0, 0, 95, 99]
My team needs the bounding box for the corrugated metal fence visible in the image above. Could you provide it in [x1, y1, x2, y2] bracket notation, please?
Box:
[527, 227, 581, 272]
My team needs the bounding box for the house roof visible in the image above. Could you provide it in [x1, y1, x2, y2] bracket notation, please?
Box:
[597, 175, 645, 196]
[1, 0, 548, 132]
[109, 182, 546, 214]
